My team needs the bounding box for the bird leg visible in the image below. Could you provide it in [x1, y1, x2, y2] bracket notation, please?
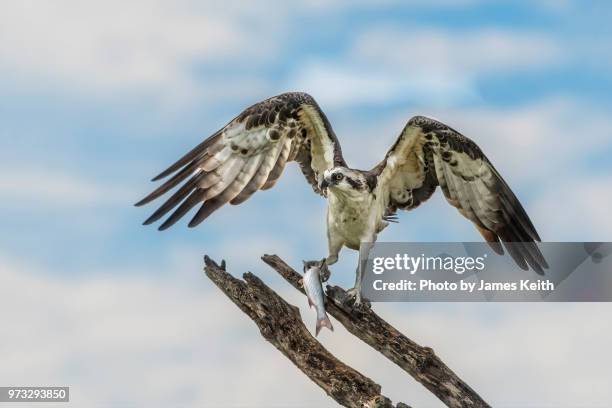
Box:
[326, 232, 343, 266]
[345, 263, 363, 306]
[344, 240, 375, 308]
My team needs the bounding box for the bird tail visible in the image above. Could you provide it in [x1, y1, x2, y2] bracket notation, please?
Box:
[315, 314, 334, 336]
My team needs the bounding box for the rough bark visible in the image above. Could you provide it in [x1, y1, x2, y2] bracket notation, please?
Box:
[262, 254, 492, 408]
[203, 256, 409, 408]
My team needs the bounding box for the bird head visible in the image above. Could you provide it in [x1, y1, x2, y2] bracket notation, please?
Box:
[319, 167, 372, 195]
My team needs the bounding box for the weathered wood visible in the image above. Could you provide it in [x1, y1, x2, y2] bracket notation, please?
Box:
[203, 256, 409, 408]
[262, 254, 492, 408]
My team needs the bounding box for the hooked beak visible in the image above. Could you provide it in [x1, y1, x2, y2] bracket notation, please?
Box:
[319, 179, 329, 191]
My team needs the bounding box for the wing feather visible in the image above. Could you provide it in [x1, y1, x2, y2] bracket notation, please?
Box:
[151, 133, 222, 181]
[158, 188, 208, 230]
[229, 141, 282, 205]
[142, 171, 205, 225]
[373, 115, 547, 273]
[135, 159, 201, 207]
[136, 92, 345, 228]
[227, 154, 267, 205]
[262, 139, 292, 190]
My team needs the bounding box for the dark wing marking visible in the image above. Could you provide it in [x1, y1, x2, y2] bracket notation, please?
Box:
[373, 115, 548, 273]
[135, 92, 345, 230]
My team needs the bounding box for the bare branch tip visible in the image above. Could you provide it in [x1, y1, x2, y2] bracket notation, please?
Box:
[203, 255, 217, 269]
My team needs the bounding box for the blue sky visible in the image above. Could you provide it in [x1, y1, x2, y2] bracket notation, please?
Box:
[1, 1, 611, 407]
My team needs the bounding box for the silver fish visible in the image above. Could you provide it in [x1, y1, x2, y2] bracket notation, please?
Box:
[302, 259, 334, 336]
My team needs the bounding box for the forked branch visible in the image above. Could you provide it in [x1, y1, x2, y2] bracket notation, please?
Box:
[203, 256, 409, 408]
[261, 254, 491, 408]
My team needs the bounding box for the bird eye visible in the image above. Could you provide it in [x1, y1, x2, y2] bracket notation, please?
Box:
[333, 173, 343, 181]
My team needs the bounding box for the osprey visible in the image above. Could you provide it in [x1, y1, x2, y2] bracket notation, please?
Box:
[136, 92, 547, 305]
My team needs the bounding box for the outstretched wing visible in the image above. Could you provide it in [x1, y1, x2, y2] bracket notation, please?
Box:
[135, 92, 346, 230]
[373, 115, 548, 273]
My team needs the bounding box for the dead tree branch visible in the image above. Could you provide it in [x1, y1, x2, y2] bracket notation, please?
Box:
[203, 256, 410, 408]
[262, 254, 491, 408]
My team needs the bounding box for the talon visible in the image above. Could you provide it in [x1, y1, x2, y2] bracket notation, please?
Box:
[298, 278, 304, 288]
[319, 262, 331, 282]
[345, 287, 362, 306]
[344, 287, 371, 309]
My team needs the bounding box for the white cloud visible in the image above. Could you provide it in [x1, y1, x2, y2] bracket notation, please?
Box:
[0, 2, 571, 112]
[0, 255, 335, 407]
[531, 176, 612, 241]
[167, 234, 300, 280]
[352, 28, 562, 74]
[0, 0, 283, 103]
[371, 302, 612, 407]
[286, 28, 562, 109]
[299, 0, 479, 12]
[0, 168, 129, 207]
[288, 61, 478, 108]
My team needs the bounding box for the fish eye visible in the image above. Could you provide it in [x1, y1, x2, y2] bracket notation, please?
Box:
[333, 173, 343, 181]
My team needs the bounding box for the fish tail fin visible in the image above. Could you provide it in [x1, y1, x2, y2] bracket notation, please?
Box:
[315, 314, 334, 336]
